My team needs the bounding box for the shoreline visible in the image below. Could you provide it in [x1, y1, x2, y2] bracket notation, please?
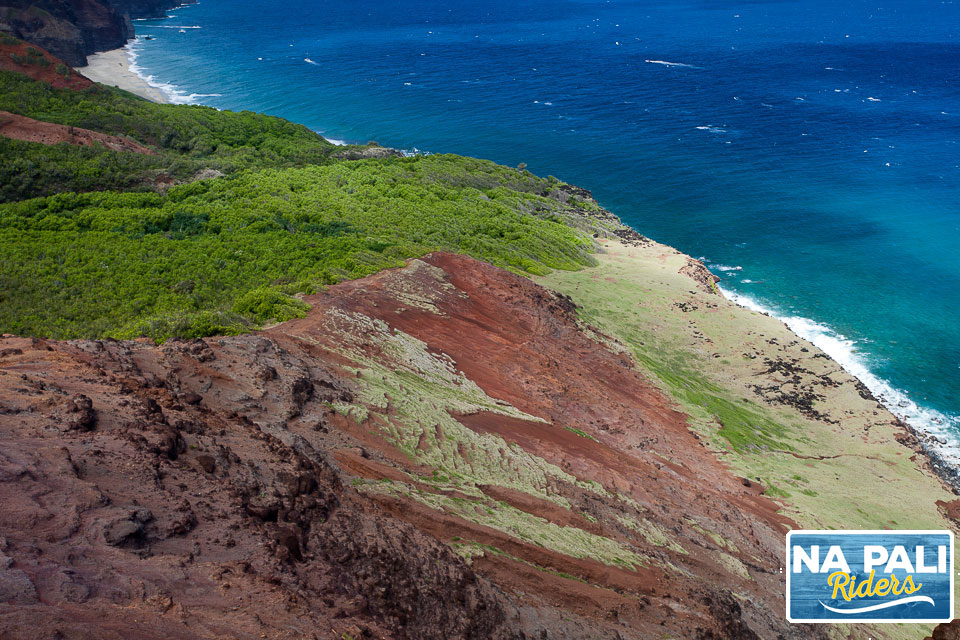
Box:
[718, 283, 960, 488]
[74, 45, 170, 104]
[71, 32, 960, 491]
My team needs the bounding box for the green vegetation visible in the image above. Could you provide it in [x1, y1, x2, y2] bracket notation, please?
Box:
[633, 351, 792, 453]
[0, 69, 612, 340]
[0, 157, 599, 340]
[563, 426, 598, 442]
[0, 68, 342, 201]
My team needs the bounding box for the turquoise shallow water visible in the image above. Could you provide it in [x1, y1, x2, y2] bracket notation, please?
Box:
[129, 0, 960, 456]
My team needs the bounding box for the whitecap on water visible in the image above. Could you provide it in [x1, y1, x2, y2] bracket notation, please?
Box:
[645, 59, 700, 69]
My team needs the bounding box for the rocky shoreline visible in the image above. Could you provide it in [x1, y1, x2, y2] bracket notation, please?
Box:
[0, 0, 195, 66]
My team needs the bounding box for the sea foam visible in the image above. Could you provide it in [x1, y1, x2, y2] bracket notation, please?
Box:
[718, 285, 960, 474]
[126, 40, 198, 104]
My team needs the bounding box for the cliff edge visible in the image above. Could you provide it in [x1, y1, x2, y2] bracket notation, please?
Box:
[0, 0, 194, 66]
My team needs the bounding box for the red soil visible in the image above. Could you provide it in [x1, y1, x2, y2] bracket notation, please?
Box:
[0, 110, 157, 152]
[0, 40, 93, 90]
[0, 253, 823, 639]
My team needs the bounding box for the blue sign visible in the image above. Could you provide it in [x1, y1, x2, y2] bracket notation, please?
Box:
[787, 530, 954, 623]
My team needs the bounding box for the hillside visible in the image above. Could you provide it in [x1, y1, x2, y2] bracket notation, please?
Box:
[0, 42, 958, 640]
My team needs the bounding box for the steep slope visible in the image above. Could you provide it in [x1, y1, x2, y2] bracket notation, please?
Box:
[0, 0, 130, 66]
[0, 0, 193, 66]
[0, 248, 828, 639]
[0, 109, 156, 151]
[0, 34, 92, 87]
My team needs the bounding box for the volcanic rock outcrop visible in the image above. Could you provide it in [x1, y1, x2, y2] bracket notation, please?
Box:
[0, 0, 194, 66]
[0, 251, 832, 639]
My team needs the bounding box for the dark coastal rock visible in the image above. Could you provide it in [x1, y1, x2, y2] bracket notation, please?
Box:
[0, 0, 195, 66]
[679, 258, 721, 294]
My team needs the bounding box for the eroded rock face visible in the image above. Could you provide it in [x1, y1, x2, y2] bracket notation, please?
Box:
[0, 253, 825, 639]
[0, 0, 131, 66]
[0, 0, 194, 66]
[0, 38, 94, 88]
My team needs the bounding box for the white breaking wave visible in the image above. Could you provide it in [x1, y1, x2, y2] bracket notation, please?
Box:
[125, 40, 197, 104]
[696, 125, 727, 133]
[710, 263, 742, 272]
[718, 284, 960, 472]
[645, 59, 700, 69]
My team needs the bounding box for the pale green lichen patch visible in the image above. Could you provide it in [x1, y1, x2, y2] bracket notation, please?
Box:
[293, 308, 623, 510]
[450, 540, 487, 564]
[716, 552, 752, 581]
[363, 481, 647, 571]
[617, 514, 687, 555]
[384, 258, 465, 316]
[684, 518, 739, 553]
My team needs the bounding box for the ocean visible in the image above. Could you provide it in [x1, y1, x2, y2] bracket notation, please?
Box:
[127, 0, 960, 458]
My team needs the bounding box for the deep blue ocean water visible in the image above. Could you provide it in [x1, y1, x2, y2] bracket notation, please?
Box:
[128, 0, 960, 454]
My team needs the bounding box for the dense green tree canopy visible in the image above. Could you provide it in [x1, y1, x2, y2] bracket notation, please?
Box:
[0, 69, 611, 340]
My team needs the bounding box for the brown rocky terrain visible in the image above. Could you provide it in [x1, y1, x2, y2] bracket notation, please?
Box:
[0, 0, 130, 66]
[0, 0, 193, 66]
[0, 109, 156, 151]
[0, 250, 836, 639]
[0, 36, 93, 88]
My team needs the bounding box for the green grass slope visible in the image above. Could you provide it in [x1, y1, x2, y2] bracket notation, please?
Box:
[0, 69, 617, 340]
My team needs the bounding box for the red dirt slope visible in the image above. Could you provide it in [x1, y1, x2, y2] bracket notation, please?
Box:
[0, 110, 156, 152]
[0, 39, 93, 90]
[0, 252, 826, 639]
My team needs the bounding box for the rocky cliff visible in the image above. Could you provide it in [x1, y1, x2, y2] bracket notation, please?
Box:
[0, 0, 192, 66]
[0, 251, 819, 640]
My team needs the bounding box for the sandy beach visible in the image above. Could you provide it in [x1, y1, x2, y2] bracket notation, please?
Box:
[75, 47, 169, 104]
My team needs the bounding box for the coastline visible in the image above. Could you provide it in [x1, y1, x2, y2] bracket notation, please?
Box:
[74, 46, 170, 104]
[718, 284, 960, 488]
[4, 31, 960, 638]
[68, 31, 960, 493]
[540, 236, 960, 512]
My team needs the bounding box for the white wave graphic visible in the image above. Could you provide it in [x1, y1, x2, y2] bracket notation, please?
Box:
[717, 285, 960, 475]
[819, 596, 934, 614]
